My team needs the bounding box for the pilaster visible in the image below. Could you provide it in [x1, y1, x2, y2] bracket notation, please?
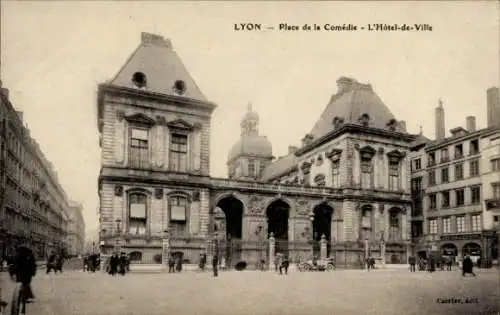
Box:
[199, 189, 210, 237]
[114, 112, 126, 164]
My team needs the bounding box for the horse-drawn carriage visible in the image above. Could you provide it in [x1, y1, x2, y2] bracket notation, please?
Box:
[297, 257, 336, 271]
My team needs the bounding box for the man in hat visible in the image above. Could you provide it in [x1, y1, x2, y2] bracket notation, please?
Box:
[13, 245, 37, 302]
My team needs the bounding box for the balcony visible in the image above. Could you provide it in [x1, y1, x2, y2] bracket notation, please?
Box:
[485, 198, 500, 210]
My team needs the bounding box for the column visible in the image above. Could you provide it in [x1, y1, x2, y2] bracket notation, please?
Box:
[320, 234, 327, 259]
[155, 125, 165, 168]
[268, 233, 275, 271]
[384, 208, 389, 241]
[114, 113, 126, 164]
[401, 212, 407, 242]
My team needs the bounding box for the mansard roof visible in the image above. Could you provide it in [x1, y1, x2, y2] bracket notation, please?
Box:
[260, 154, 298, 181]
[309, 77, 397, 140]
[109, 32, 207, 102]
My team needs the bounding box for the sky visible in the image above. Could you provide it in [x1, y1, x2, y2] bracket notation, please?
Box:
[1, 1, 499, 238]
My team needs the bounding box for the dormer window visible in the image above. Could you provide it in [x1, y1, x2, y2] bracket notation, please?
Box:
[386, 119, 397, 131]
[173, 80, 186, 95]
[332, 116, 345, 129]
[132, 72, 147, 89]
[359, 114, 370, 127]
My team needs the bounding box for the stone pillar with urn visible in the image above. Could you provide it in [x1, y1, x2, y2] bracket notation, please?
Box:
[268, 232, 275, 271]
[161, 229, 171, 272]
[320, 234, 327, 259]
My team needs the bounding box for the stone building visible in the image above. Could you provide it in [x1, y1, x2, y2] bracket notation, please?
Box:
[408, 91, 500, 266]
[0, 81, 71, 260]
[97, 32, 419, 267]
[66, 201, 86, 257]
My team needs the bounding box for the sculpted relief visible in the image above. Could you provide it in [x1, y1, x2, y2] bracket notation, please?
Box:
[247, 195, 267, 215]
[295, 199, 311, 216]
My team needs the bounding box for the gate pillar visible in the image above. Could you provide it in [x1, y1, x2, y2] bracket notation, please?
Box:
[269, 233, 275, 271]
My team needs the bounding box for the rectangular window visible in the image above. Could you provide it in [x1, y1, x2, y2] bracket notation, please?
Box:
[469, 140, 479, 155]
[454, 144, 463, 159]
[360, 159, 373, 189]
[248, 159, 256, 177]
[388, 161, 399, 191]
[169, 196, 187, 222]
[429, 193, 437, 210]
[428, 170, 436, 186]
[441, 191, 450, 208]
[440, 149, 449, 163]
[170, 133, 188, 172]
[456, 216, 466, 233]
[491, 158, 500, 172]
[389, 212, 400, 241]
[442, 217, 451, 234]
[471, 215, 481, 232]
[259, 162, 266, 176]
[469, 159, 480, 177]
[128, 193, 147, 235]
[455, 189, 465, 206]
[455, 163, 464, 180]
[331, 159, 340, 188]
[493, 183, 500, 198]
[414, 158, 421, 171]
[129, 128, 149, 169]
[441, 167, 449, 183]
[360, 208, 372, 240]
[428, 219, 438, 234]
[471, 186, 481, 204]
[411, 177, 423, 192]
[427, 153, 435, 167]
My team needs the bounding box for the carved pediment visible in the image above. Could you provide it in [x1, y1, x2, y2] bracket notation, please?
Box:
[360, 146, 376, 159]
[325, 148, 343, 160]
[387, 150, 406, 162]
[167, 119, 194, 131]
[124, 113, 156, 126]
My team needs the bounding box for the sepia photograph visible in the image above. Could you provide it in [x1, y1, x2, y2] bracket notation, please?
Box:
[0, 1, 499, 315]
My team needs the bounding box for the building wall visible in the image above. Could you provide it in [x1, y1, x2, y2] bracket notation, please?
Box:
[0, 87, 71, 260]
[481, 130, 500, 230]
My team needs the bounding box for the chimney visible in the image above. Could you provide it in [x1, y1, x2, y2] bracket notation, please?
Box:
[288, 146, 298, 154]
[466, 116, 476, 132]
[435, 99, 445, 140]
[16, 111, 23, 122]
[141, 32, 172, 49]
[399, 120, 407, 132]
[487, 87, 500, 127]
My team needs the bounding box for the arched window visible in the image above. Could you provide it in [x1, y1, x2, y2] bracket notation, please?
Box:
[388, 158, 400, 191]
[128, 193, 148, 235]
[359, 113, 370, 127]
[169, 195, 189, 237]
[389, 210, 400, 241]
[360, 206, 373, 240]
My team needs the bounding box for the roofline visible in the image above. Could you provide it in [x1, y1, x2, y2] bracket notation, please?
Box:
[226, 153, 275, 165]
[261, 164, 299, 182]
[97, 83, 217, 132]
[296, 123, 416, 156]
[424, 126, 500, 152]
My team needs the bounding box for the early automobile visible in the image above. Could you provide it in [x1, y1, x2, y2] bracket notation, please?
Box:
[297, 257, 335, 271]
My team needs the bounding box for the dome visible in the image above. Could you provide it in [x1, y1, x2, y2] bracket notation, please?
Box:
[228, 135, 273, 162]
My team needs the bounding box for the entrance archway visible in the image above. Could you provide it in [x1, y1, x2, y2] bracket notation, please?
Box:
[215, 196, 244, 268]
[441, 243, 458, 257]
[462, 242, 481, 257]
[312, 203, 333, 256]
[266, 199, 290, 254]
[215, 196, 244, 239]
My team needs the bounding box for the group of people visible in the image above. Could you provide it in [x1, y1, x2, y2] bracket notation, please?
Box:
[408, 254, 477, 276]
[274, 253, 290, 275]
[107, 252, 129, 276]
[46, 252, 65, 274]
[83, 253, 101, 272]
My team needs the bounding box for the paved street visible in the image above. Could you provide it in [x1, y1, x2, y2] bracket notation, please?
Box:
[1, 267, 498, 315]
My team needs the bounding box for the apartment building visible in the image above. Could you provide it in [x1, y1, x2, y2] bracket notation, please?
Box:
[409, 87, 500, 265]
[66, 201, 86, 257]
[0, 82, 73, 260]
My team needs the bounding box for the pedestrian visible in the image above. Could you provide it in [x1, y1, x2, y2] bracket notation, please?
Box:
[446, 256, 453, 271]
[428, 256, 435, 272]
[55, 254, 64, 273]
[279, 256, 289, 275]
[408, 255, 416, 272]
[212, 254, 219, 277]
[119, 253, 127, 275]
[199, 253, 207, 271]
[168, 254, 175, 273]
[13, 245, 37, 302]
[175, 255, 182, 273]
[109, 253, 119, 276]
[462, 254, 476, 277]
[46, 252, 57, 274]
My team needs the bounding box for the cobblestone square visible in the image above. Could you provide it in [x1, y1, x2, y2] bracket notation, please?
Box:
[2, 268, 499, 315]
